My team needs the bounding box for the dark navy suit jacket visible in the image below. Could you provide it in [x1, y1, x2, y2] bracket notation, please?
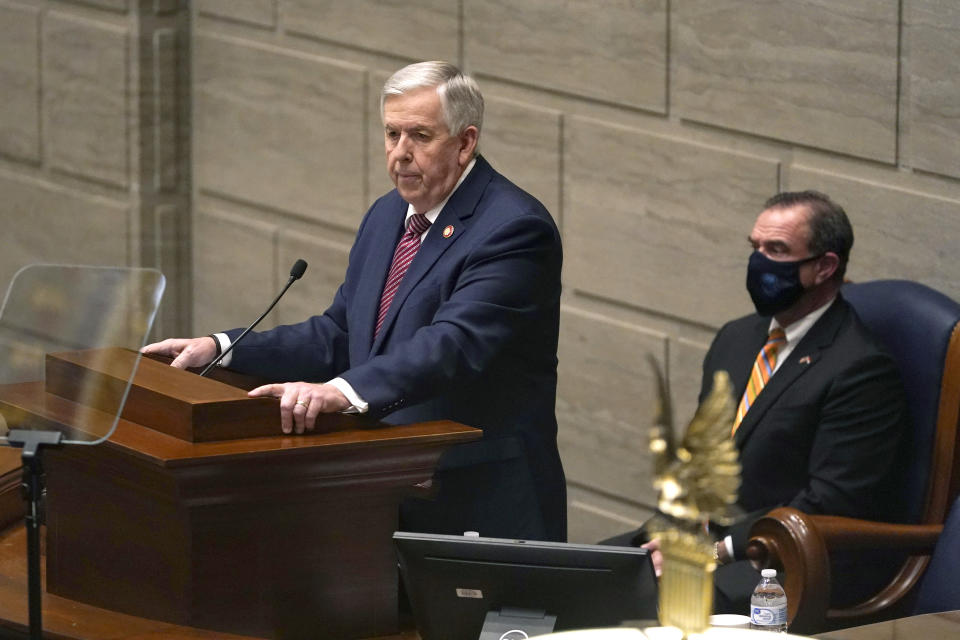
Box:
[701, 296, 907, 555]
[224, 156, 566, 541]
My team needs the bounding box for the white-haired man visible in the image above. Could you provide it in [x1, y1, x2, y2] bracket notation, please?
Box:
[144, 61, 567, 542]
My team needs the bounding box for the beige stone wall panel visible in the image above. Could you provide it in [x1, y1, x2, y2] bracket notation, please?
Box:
[0, 171, 128, 289]
[276, 233, 351, 327]
[44, 12, 129, 188]
[283, 0, 457, 61]
[792, 167, 960, 303]
[153, 28, 180, 192]
[154, 0, 179, 15]
[192, 210, 277, 335]
[70, 0, 128, 12]
[194, 35, 366, 230]
[152, 203, 186, 339]
[902, 0, 960, 179]
[198, 0, 276, 29]
[669, 337, 713, 438]
[465, 0, 667, 112]
[481, 97, 562, 219]
[557, 305, 666, 507]
[564, 117, 778, 327]
[675, 0, 899, 163]
[0, 3, 40, 163]
[567, 485, 652, 544]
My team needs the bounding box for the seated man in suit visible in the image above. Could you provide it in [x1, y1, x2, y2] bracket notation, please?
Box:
[705, 190, 908, 611]
[614, 191, 908, 612]
[143, 61, 566, 543]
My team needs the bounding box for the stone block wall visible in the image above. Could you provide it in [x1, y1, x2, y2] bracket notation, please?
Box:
[5, 0, 960, 543]
[0, 0, 190, 338]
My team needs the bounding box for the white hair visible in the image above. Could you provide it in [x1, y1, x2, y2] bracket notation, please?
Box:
[380, 61, 484, 137]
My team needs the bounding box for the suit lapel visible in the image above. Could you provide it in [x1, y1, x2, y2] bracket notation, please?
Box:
[370, 156, 495, 354]
[356, 201, 407, 353]
[734, 299, 848, 447]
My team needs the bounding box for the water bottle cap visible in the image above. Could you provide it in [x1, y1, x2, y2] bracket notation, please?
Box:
[761, 568, 777, 578]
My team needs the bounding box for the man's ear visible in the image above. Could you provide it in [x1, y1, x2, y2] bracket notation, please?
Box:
[814, 252, 840, 285]
[458, 126, 479, 165]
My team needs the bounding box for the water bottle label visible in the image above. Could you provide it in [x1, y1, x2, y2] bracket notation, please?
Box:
[751, 605, 787, 626]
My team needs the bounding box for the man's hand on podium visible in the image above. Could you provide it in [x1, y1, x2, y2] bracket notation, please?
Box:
[248, 382, 350, 434]
[142, 337, 217, 369]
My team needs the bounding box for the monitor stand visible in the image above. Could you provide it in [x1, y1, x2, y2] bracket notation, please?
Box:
[479, 607, 558, 640]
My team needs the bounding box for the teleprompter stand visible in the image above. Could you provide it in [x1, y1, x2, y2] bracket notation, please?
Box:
[5, 429, 63, 640]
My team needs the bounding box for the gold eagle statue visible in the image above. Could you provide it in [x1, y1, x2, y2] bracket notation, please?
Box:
[646, 357, 744, 636]
[648, 356, 741, 526]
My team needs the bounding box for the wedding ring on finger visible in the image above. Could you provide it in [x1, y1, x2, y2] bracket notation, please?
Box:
[296, 400, 309, 408]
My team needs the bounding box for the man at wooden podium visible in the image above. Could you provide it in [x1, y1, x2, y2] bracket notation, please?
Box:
[144, 61, 567, 543]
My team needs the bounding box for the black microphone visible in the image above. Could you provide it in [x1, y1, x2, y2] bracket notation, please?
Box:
[199, 259, 308, 377]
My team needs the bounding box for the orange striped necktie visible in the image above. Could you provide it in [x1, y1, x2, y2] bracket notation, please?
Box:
[732, 328, 787, 436]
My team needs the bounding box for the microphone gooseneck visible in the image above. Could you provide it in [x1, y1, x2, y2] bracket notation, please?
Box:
[199, 259, 309, 377]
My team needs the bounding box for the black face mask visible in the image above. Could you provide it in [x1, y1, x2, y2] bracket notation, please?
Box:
[746, 251, 821, 317]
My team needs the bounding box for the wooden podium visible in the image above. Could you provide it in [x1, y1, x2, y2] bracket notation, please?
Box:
[0, 348, 480, 639]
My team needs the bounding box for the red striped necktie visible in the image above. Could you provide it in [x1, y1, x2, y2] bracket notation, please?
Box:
[375, 213, 432, 336]
[732, 328, 787, 435]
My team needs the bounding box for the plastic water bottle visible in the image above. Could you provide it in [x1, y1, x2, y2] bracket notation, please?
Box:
[750, 568, 788, 633]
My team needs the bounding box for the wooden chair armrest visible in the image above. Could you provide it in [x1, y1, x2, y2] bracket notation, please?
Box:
[801, 514, 942, 553]
[746, 507, 942, 634]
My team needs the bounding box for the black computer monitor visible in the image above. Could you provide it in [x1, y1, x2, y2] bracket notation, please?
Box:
[394, 532, 659, 640]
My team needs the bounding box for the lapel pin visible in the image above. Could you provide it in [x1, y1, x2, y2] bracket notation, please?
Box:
[798, 355, 812, 365]
[442, 225, 454, 238]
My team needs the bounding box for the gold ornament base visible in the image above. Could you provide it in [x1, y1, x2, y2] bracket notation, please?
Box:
[655, 529, 716, 637]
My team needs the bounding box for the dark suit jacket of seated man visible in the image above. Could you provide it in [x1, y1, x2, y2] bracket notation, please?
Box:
[705, 305, 907, 611]
[607, 191, 908, 613]
[142, 61, 566, 543]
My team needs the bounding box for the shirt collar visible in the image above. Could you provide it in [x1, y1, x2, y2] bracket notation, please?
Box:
[404, 158, 477, 226]
[770, 295, 838, 347]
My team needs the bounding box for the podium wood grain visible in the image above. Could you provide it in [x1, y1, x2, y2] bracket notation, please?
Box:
[46, 348, 379, 441]
[0, 522, 419, 640]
